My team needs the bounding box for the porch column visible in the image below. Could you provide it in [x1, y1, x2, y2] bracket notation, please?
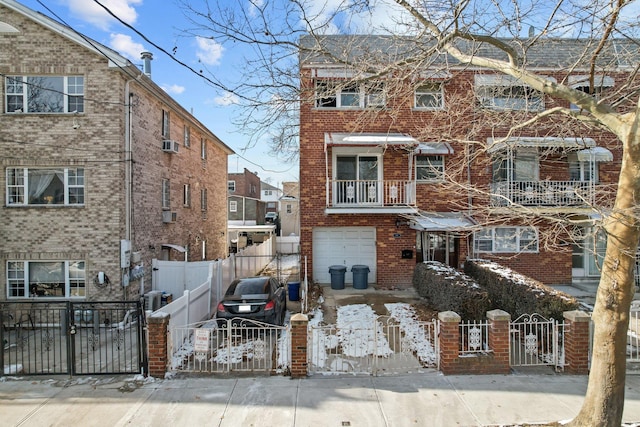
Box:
[563, 310, 591, 374]
[290, 313, 309, 378]
[147, 312, 170, 378]
[487, 309, 511, 374]
[438, 311, 461, 375]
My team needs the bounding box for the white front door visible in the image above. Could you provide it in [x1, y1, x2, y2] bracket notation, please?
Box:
[313, 227, 376, 284]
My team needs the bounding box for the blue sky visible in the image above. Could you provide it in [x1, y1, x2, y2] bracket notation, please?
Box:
[16, 0, 300, 186]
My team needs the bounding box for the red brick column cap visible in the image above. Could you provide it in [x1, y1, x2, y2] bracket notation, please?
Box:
[563, 310, 591, 322]
[290, 313, 309, 325]
[487, 309, 510, 321]
[438, 311, 461, 322]
[148, 312, 170, 323]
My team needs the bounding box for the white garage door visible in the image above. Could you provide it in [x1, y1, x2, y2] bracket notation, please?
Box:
[313, 227, 376, 284]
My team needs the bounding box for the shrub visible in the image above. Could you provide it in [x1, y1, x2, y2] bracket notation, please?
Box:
[413, 261, 490, 320]
[464, 259, 579, 320]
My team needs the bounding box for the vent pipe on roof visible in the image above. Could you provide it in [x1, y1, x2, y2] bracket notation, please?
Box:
[141, 52, 153, 78]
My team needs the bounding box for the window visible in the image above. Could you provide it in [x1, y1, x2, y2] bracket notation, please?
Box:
[267, 202, 276, 209]
[250, 184, 256, 195]
[477, 85, 543, 111]
[569, 161, 598, 183]
[162, 110, 170, 138]
[286, 204, 292, 214]
[228, 181, 236, 192]
[416, 156, 445, 182]
[200, 188, 208, 211]
[162, 179, 170, 210]
[492, 148, 539, 182]
[201, 138, 207, 160]
[264, 190, 273, 196]
[474, 227, 538, 253]
[569, 75, 613, 110]
[6, 168, 84, 206]
[183, 184, 191, 207]
[7, 260, 85, 298]
[183, 125, 190, 147]
[415, 83, 444, 109]
[314, 80, 386, 108]
[230, 200, 237, 212]
[5, 76, 84, 113]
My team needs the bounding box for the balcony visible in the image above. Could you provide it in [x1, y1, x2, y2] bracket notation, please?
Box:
[327, 179, 416, 213]
[490, 180, 595, 208]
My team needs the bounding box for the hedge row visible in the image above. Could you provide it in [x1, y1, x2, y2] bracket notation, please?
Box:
[412, 261, 490, 321]
[464, 259, 579, 320]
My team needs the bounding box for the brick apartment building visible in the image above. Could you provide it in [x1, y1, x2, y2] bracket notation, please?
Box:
[299, 35, 633, 289]
[228, 168, 265, 224]
[0, 0, 233, 301]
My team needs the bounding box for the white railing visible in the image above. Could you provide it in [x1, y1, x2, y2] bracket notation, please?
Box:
[459, 320, 491, 354]
[330, 179, 416, 207]
[490, 180, 595, 207]
[510, 313, 565, 370]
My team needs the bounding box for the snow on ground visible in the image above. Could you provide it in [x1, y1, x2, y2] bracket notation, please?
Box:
[385, 303, 437, 366]
[336, 304, 392, 358]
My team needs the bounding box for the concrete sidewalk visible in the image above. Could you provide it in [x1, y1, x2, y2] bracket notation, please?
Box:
[2, 372, 640, 426]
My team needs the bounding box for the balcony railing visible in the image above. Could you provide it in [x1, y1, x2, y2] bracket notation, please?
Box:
[330, 180, 416, 207]
[490, 180, 595, 207]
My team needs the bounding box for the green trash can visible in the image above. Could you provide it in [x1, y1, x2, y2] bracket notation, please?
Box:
[351, 265, 370, 289]
[329, 265, 347, 290]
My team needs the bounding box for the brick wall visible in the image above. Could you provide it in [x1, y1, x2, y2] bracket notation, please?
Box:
[0, 5, 230, 302]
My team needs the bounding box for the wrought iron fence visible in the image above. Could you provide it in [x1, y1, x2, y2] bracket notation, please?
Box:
[510, 313, 565, 370]
[170, 318, 289, 374]
[1, 301, 145, 376]
[459, 320, 491, 354]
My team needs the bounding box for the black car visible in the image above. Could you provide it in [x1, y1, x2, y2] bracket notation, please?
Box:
[216, 276, 287, 325]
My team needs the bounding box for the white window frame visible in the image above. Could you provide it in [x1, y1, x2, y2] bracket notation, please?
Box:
[474, 227, 539, 253]
[228, 181, 236, 192]
[416, 155, 445, 182]
[162, 109, 170, 138]
[6, 167, 85, 206]
[5, 75, 84, 113]
[475, 75, 545, 112]
[264, 190, 273, 196]
[569, 161, 598, 183]
[286, 204, 292, 214]
[201, 188, 208, 211]
[230, 200, 237, 212]
[414, 82, 444, 110]
[162, 179, 170, 210]
[315, 80, 386, 108]
[183, 125, 190, 147]
[183, 183, 191, 207]
[201, 138, 207, 160]
[7, 260, 86, 299]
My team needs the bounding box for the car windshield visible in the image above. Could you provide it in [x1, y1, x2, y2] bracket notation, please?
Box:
[227, 278, 270, 298]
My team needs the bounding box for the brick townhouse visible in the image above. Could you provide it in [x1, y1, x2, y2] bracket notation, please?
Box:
[0, 0, 233, 301]
[299, 35, 635, 289]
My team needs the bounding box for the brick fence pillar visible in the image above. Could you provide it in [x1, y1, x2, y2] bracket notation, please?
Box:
[487, 309, 511, 374]
[563, 310, 591, 374]
[290, 313, 309, 378]
[438, 311, 461, 375]
[147, 312, 170, 378]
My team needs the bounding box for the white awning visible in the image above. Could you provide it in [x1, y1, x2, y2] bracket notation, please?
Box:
[409, 212, 477, 232]
[487, 137, 596, 153]
[414, 142, 454, 155]
[568, 75, 615, 88]
[325, 132, 419, 146]
[568, 146, 614, 162]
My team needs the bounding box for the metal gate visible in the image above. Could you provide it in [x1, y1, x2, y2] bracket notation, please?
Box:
[308, 316, 438, 376]
[170, 318, 290, 374]
[1, 301, 146, 376]
[510, 313, 565, 370]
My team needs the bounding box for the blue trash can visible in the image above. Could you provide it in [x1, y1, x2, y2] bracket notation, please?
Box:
[288, 281, 300, 301]
[351, 265, 370, 289]
[329, 265, 347, 290]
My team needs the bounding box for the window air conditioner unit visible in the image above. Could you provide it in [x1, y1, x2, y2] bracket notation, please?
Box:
[162, 211, 177, 223]
[162, 140, 179, 153]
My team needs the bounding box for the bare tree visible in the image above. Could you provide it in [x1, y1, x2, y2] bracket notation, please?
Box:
[180, 1, 640, 424]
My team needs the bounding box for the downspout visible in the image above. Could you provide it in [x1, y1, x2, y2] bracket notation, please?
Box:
[325, 138, 329, 207]
[124, 81, 134, 301]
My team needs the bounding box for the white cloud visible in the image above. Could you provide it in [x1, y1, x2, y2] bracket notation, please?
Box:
[196, 36, 224, 66]
[214, 92, 239, 106]
[248, 0, 265, 17]
[162, 84, 186, 95]
[109, 33, 145, 61]
[66, 0, 142, 31]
